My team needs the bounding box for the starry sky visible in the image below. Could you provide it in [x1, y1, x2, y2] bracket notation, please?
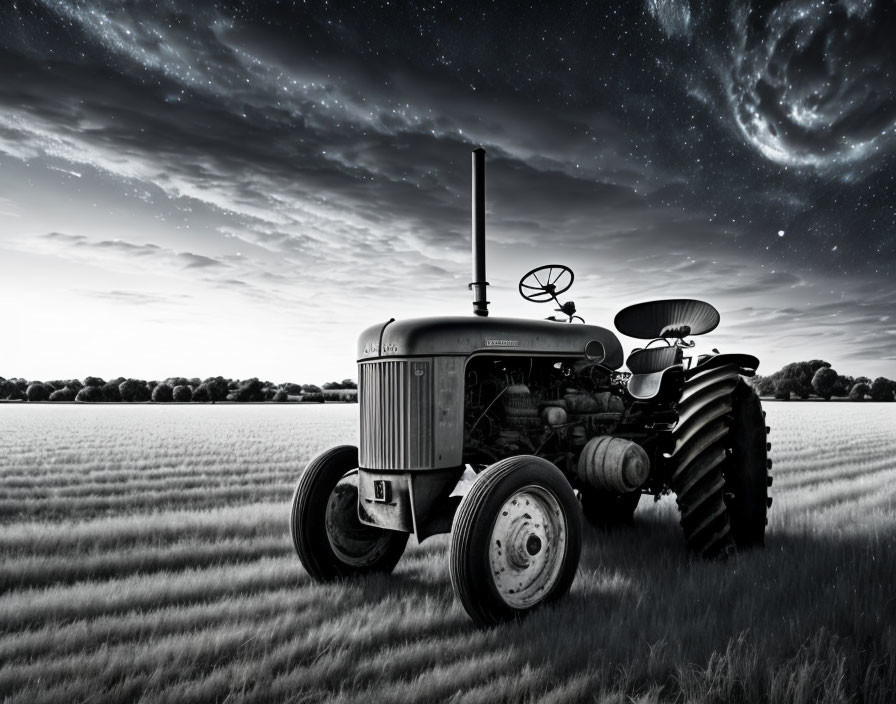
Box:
[1, 0, 894, 382]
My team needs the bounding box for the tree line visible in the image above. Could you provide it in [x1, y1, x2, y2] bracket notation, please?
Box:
[751, 361, 896, 401]
[0, 376, 358, 403]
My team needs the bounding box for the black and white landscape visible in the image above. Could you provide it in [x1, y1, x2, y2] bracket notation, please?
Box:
[1, 2, 895, 703]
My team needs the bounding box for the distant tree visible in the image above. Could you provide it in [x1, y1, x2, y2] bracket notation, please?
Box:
[4, 378, 27, 398]
[322, 381, 343, 390]
[774, 378, 795, 400]
[49, 387, 76, 402]
[777, 361, 830, 399]
[66, 379, 84, 392]
[172, 385, 192, 402]
[870, 377, 895, 402]
[233, 378, 264, 402]
[301, 384, 321, 393]
[751, 375, 775, 396]
[753, 362, 829, 399]
[202, 377, 229, 402]
[26, 382, 51, 402]
[147, 380, 159, 391]
[301, 392, 325, 403]
[76, 386, 104, 403]
[101, 381, 122, 402]
[262, 387, 277, 401]
[832, 374, 853, 397]
[273, 390, 289, 402]
[0, 377, 7, 399]
[811, 367, 839, 400]
[849, 383, 870, 401]
[340, 379, 357, 390]
[165, 377, 189, 388]
[283, 383, 303, 395]
[83, 376, 105, 388]
[152, 383, 174, 402]
[119, 379, 151, 402]
[191, 384, 212, 402]
[46, 379, 68, 390]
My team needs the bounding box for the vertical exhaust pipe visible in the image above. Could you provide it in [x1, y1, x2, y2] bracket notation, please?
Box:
[471, 147, 489, 317]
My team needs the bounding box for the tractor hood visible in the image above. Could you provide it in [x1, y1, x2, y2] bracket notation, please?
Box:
[357, 316, 624, 369]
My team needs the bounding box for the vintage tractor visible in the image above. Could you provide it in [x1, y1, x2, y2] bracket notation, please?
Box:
[290, 148, 772, 627]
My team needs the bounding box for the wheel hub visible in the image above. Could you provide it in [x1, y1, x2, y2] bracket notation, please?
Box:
[488, 485, 567, 609]
[526, 534, 542, 556]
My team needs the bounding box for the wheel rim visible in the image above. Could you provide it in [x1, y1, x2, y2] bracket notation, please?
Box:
[488, 485, 568, 609]
[325, 474, 394, 567]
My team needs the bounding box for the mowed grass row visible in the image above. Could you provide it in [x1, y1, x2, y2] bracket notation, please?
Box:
[1, 402, 895, 703]
[0, 404, 344, 525]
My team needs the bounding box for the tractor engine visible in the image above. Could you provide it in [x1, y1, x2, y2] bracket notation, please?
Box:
[461, 356, 647, 494]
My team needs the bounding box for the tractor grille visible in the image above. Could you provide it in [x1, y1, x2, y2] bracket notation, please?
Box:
[359, 359, 434, 469]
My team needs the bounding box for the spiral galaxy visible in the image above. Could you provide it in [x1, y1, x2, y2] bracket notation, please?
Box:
[727, 0, 896, 169]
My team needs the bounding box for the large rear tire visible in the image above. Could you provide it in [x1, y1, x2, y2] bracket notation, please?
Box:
[290, 445, 408, 581]
[669, 365, 770, 557]
[449, 455, 582, 627]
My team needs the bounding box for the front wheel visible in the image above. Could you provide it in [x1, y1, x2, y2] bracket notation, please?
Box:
[449, 456, 582, 627]
[290, 445, 408, 581]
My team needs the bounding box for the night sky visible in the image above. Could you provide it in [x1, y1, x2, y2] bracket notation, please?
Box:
[1, 0, 894, 382]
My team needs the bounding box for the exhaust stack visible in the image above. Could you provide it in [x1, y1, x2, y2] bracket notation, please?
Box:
[471, 147, 489, 317]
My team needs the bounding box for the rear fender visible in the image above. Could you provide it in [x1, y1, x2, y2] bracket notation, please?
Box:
[689, 352, 759, 378]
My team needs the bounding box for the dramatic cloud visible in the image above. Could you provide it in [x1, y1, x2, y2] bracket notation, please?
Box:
[0, 1, 893, 380]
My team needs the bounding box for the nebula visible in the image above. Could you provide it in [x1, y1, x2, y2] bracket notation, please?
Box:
[726, 0, 896, 169]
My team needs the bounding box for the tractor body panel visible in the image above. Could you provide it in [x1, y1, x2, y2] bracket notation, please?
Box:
[357, 467, 464, 539]
[357, 316, 624, 368]
[358, 355, 465, 470]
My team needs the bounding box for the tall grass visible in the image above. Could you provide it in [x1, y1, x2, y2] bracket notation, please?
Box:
[1, 403, 894, 703]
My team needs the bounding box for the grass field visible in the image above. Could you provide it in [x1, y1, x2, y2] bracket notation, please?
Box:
[1, 403, 895, 703]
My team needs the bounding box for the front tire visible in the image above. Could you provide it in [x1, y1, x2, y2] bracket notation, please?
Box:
[290, 445, 408, 581]
[449, 456, 582, 627]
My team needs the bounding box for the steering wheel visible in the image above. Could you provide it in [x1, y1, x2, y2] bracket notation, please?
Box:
[518, 265, 574, 303]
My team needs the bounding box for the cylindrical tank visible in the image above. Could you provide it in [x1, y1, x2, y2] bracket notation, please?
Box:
[502, 384, 540, 430]
[576, 435, 650, 493]
[502, 384, 538, 416]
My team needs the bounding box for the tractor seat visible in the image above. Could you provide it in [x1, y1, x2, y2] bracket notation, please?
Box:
[626, 345, 682, 374]
[626, 345, 683, 401]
